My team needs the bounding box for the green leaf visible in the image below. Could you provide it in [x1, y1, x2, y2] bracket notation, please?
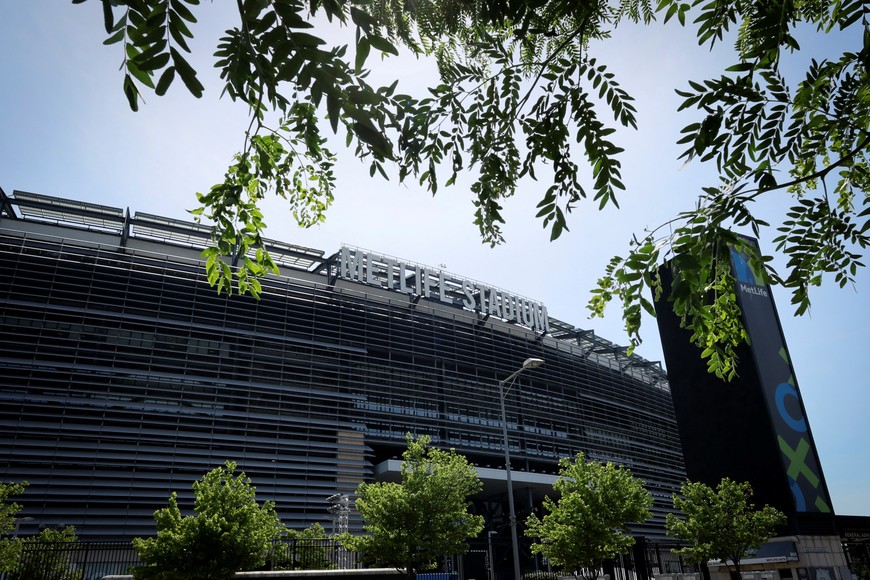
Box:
[155, 66, 176, 96]
[123, 74, 140, 111]
[126, 60, 155, 89]
[138, 51, 171, 72]
[102, 27, 125, 45]
[326, 91, 341, 132]
[725, 61, 754, 72]
[353, 120, 393, 159]
[355, 36, 371, 73]
[101, 0, 115, 33]
[290, 32, 326, 47]
[170, 1, 197, 24]
[170, 47, 203, 97]
[367, 35, 399, 56]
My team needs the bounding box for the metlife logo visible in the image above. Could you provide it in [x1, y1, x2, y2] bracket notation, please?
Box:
[739, 283, 770, 298]
[731, 247, 770, 298]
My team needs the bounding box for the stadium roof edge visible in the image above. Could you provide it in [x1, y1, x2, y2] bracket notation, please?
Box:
[1, 189, 669, 390]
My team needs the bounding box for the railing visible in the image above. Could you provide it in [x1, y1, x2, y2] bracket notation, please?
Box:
[266, 538, 362, 571]
[8, 540, 138, 580]
[7, 538, 359, 580]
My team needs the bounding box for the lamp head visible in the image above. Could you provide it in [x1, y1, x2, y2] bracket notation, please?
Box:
[522, 358, 544, 369]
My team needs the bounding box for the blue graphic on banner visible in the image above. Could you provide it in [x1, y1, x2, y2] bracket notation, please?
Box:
[730, 248, 758, 285]
[775, 383, 807, 433]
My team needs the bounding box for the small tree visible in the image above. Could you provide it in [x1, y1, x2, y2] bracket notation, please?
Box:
[132, 461, 281, 580]
[525, 453, 653, 580]
[344, 434, 484, 578]
[11, 525, 83, 580]
[0, 481, 27, 574]
[666, 478, 787, 580]
[276, 523, 333, 571]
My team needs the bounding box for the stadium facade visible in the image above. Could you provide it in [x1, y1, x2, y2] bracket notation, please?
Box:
[0, 189, 685, 547]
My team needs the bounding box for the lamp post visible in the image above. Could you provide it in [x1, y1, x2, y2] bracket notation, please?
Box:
[498, 357, 544, 580]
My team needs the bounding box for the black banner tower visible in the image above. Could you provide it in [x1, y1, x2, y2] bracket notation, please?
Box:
[655, 239, 835, 534]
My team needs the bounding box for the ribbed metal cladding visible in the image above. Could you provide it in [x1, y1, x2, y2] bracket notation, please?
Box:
[0, 198, 685, 541]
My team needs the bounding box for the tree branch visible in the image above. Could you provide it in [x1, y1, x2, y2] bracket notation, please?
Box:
[514, 23, 587, 116]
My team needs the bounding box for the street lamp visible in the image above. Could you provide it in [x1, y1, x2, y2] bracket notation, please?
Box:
[498, 357, 544, 580]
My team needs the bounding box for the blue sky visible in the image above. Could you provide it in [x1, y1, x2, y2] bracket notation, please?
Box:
[1, 4, 867, 516]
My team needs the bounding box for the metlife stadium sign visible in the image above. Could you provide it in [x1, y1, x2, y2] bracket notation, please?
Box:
[331, 246, 550, 333]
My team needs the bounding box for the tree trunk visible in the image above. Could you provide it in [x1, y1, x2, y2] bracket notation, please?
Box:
[729, 561, 742, 580]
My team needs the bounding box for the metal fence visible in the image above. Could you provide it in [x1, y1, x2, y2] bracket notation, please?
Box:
[7, 537, 697, 580]
[266, 538, 361, 571]
[8, 538, 359, 580]
[8, 540, 139, 580]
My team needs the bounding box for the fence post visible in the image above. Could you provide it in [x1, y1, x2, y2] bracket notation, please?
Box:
[81, 541, 90, 578]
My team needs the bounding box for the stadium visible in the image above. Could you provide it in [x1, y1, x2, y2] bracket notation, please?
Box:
[0, 189, 685, 558]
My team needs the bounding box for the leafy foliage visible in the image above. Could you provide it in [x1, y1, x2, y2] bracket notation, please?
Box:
[589, 225, 761, 381]
[343, 434, 484, 578]
[525, 453, 652, 580]
[666, 478, 787, 577]
[275, 523, 333, 571]
[383, 1, 641, 245]
[78, 0, 404, 298]
[132, 461, 281, 580]
[10, 526, 83, 580]
[589, 0, 870, 376]
[0, 481, 27, 574]
[75, 0, 870, 378]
